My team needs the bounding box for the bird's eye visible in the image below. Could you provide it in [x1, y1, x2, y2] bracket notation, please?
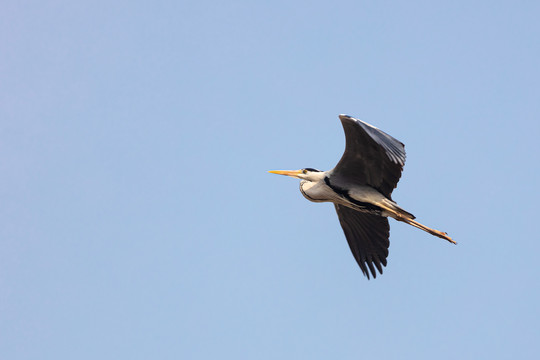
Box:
[302, 169, 308, 174]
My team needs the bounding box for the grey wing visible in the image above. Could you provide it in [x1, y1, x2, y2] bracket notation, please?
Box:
[331, 115, 406, 197]
[334, 204, 390, 279]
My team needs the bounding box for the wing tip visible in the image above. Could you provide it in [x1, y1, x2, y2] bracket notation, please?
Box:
[358, 256, 387, 279]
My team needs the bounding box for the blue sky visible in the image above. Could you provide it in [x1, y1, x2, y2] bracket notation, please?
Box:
[1, 1, 539, 359]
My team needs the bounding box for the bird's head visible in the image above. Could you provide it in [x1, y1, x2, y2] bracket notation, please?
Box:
[268, 168, 325, 182]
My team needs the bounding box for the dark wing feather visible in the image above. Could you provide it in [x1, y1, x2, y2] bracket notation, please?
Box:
[334, 204, 390, 279]
[331, 115, 406, 197]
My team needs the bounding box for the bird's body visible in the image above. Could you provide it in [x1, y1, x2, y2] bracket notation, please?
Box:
[269, 115, 454, 279]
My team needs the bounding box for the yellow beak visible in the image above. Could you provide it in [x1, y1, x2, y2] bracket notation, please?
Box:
[268, 169, 302, 178]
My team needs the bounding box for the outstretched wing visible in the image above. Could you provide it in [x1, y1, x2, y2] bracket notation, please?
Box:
[331, 115, 406, 198]
[334, 204, 390, 279]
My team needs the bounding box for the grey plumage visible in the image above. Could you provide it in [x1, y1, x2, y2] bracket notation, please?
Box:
[269, 114, 455, 279]
[331, 115, 405, 198]
[334, 204, 389, 279]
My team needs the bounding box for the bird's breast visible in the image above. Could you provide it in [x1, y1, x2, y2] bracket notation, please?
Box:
[300, 180, 337, 203]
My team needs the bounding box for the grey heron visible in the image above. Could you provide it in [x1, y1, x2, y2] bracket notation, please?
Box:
[269, 114, 454, 279]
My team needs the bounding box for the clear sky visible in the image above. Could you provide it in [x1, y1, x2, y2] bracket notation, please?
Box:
[1, 1, 539, 359]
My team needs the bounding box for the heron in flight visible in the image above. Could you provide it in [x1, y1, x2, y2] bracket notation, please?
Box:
[269, 114, 455, 279]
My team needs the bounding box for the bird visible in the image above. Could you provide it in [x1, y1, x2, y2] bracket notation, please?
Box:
[269, 114, 455, 279]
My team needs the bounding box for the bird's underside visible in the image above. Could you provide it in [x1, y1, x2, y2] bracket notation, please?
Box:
[269, 115, 454, 279]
